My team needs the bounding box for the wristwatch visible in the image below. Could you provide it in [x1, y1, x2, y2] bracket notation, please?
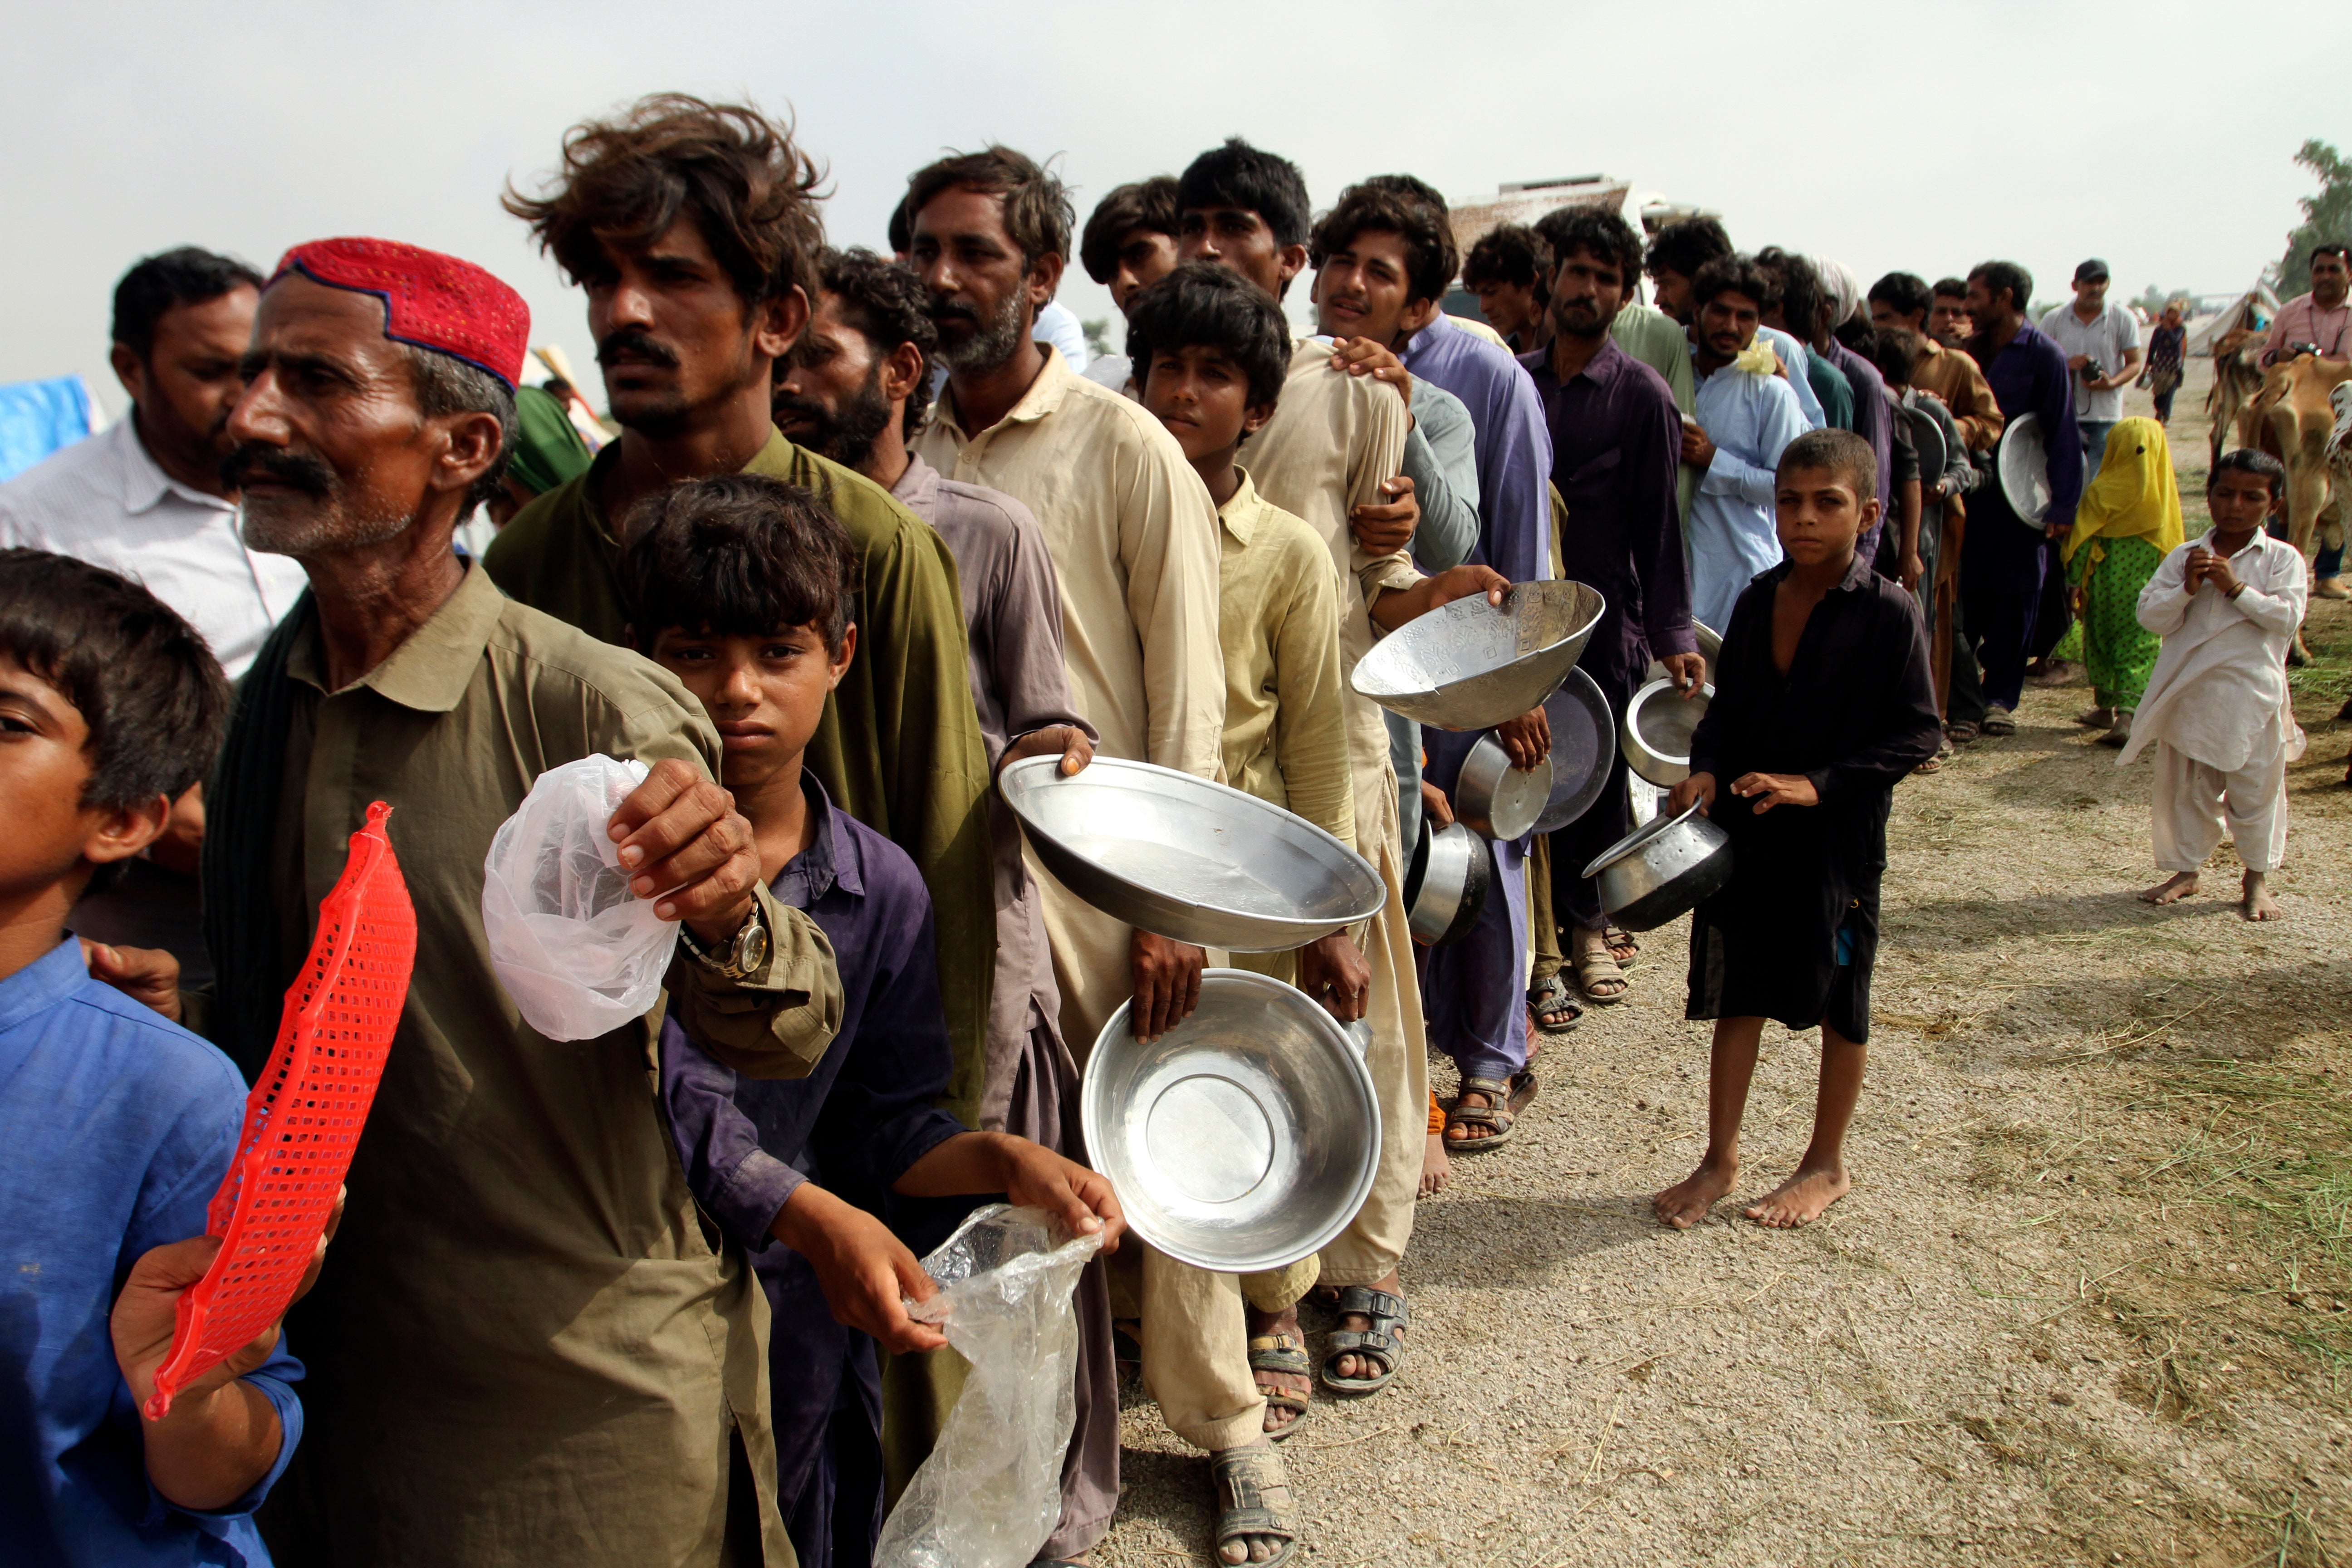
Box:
[678, 903, 771, 982]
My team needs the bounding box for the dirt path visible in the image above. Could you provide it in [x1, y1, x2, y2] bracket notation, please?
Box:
[1097, 361, 2352, 1566]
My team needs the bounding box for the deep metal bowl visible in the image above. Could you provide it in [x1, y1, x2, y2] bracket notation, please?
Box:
[1907, 403, 1949, 493]
[1534, 667, 1616, 833]
[1622, 678, 1714, 787]
[1404, 819, 1491, 946]
[1998, 411, 2051, 525]
[1351, 580, 1605, 732]
[1453, 733, 1552, 841]
[1644, 618, 1722, 689]
[1580, 799, 1733, 932]
[1001, 756, 1384, 953]
[1083, 969, 1380, 1272]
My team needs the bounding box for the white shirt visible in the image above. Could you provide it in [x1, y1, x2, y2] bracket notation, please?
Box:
[1031, 300, 1092, 368]
[2121, 529, 2308, 772]
[0, 417, 306, 676]
[2038, 301, 2143, 424]
[1687, 362, 1810, 633]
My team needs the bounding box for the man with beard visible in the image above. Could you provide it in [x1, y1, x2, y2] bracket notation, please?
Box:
[1646, 217, 1818, 430]
[898, 145, 1234, 1560]
[1524, 206, 1707, 1010]
[1682, 255, 1809, 633]
[772, 245, 1120, 1561]
[0, 247, 308, 989]
[481, 95, 997, 1132]
[177, 235, 841, 1566]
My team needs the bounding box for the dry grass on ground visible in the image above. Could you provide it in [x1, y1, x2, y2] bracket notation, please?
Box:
[1098, 363, 2352, 1566]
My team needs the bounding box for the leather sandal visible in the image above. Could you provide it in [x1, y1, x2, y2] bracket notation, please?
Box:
[1320, 1285, 1409, 1394]
[1210, 1445, 1300, 1568]
[1247, 1332, 1312, 1440]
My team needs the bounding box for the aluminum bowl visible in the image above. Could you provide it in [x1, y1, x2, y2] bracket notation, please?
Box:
[1998, 411, 2051, 525]
[1084, 969, 1380, 1272]
[1533, 666, 1616, 833]
[1453, 732, 1552, 841]
[1622, 677, 1715, 787]
[1580, 799, 1733, 932]
[1351, 580, 1605, 731]
[1643, 618, 1723, 689]
[1002, 756, 1383, 953]
[1404, 819, 1491, 946]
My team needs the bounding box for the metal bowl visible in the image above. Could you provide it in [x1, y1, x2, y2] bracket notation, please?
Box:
[1001, 756, 1384, 953]
[1622, 678, 1714, 787]
[1351, 580, 1605, 731]
[1643, 618, 1722, 689]
[1083, 969, 1380, 1272]
[1580, 799, 1733, 932]
[1404, 819, 1491, 946]
[1453, 732, 1552, 841]
[1906, 402, 1949, 492]
[1534, 667, 1615, 833]
[1997, 411, 2051, 525]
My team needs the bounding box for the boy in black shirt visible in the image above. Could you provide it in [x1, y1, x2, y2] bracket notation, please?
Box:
[1655, 430, 1941, 1230]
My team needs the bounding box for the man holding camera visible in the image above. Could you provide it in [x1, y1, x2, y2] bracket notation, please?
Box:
[2038, 258, 2142, 477]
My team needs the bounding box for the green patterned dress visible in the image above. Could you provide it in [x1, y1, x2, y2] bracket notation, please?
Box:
[2067, 534, 2166, 710]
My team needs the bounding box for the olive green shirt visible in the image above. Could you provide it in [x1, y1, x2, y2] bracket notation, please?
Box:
[485, 431, 999, 1126]
[255, 563, 840, 1566]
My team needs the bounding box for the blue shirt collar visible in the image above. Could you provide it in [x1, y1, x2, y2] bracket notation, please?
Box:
[770, 771, 863, 910]
[0, 937, 96, 1035]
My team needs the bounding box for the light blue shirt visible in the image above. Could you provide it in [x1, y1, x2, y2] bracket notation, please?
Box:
[1688, 361, 1810, 634]
[1756, 323, 1828, 429]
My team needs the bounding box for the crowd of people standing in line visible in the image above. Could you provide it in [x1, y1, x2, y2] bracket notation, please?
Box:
[0, 91, 2323, 1568]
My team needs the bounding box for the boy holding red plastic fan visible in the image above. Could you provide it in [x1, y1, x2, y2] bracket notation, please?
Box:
[0, 549, 327, 1566]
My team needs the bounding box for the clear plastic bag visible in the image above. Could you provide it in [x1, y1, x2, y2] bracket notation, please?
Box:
[480, 755, 676, 1040]
[876, 1204, 1104, 1568]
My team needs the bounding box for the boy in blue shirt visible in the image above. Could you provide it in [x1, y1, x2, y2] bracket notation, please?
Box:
[0, 548, 318, 1566]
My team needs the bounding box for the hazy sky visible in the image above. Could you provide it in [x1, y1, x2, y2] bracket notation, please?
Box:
[8, 0, 2347, 417]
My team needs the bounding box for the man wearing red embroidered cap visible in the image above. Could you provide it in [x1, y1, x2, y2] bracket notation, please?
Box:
[96, 235, 845, 1567]
[485, 97, 999, 1145]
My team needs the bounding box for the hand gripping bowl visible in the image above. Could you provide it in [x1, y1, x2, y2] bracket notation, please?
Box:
[1534, 667, 1615, 833]
[1643, 618, 1723, 691]
[1451, 732, 1552, 840]
[1351, 580, 1605, 731]
[1997, 411, 2052, 525]
[1000, 755, 1384, 952]
[1581, 799, 1734, 932]
[1084, 970, 1380, 1272]
[1622, 677, 1715, 787]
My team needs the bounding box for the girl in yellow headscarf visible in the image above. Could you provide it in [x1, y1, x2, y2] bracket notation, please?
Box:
[2065, 416, 2185, 745]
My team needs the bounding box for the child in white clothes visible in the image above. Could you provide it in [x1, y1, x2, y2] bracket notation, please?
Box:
[2122, 449, 2307, 921]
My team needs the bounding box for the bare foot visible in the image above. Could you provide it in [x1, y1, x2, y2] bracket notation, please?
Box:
[1653, 1157, 1737, 1230]
[1744, 1163, 1851, 1228]
[2242, 870, 2283, 921]
[2140, 871, 2198, 905]
[1420, 1132, 1451, 1197]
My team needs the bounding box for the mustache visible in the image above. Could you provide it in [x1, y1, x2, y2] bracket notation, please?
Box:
[926, 296, 980, 325]
[771, 391, 833, 428]
[596, 328, 681, 369]
[221, 442, 335, 495]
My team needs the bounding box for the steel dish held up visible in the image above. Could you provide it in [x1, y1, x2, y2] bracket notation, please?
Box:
[1404, 818, 1490, 946]
[1997, 411, 2052, 525]
[1083, 969, 1380, 1273]
[1000, 755, 1383, 952]
[1533, 666, 1615, 833]
[1350, 580, 1605, 731]
[1622, 677, 1714, 787]
[1643, 617, 1722, 690]
[1452, 732, 1552, 840]
[1580, 799, 1733, 932]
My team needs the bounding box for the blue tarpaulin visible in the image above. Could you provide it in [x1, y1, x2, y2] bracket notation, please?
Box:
[0, 376, 97, 482]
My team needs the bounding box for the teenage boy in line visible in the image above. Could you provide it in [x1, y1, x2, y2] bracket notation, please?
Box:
[2124, 450, 2308, 922]
[1173, 137, 1431, 1415]
[1077, 176, 1181, 388]
[1129, 260, 1509, 1568]
[1655, 431, 1942, 1231]
[620, 475, 1124, 1568]
[0, 548, 324, 1568]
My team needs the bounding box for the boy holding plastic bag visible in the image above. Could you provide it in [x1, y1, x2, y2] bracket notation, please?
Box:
[616, 473, 1122, 1568]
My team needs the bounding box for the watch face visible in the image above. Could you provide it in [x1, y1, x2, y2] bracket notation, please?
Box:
[737, 920, 771, 976]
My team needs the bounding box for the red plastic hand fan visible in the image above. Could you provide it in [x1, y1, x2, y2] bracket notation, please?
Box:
[144, 800, 417, 1419]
